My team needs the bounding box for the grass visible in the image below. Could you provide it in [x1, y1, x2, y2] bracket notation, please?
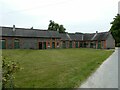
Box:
[2, 48, 114, 88]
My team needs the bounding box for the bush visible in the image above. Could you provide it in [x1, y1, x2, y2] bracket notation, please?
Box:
[2, 57, 20, 89]
[116, 43, 120, 47]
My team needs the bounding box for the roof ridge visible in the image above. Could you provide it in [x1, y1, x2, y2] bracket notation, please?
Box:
[66, 33, 71, 40]
[1, 26, 48, 31]
[91, 33, 97, 40]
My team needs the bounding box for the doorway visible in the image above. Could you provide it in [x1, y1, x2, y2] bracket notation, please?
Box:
[52, 42, 55, 48]
[76, 42, 78, 48]
[39, 42, 42, 49]
[69, 41, 72, 48]
[62, 41, 66, 48]
[43, 42, 46, 49]
[14, 39, 20, 49]
[97, 41, 101, 49]
[0, 39, 6, 49]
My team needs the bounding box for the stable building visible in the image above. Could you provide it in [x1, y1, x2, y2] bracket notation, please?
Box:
[0, 26, 115, 49]
[60, 33, 71, 48]
[0, 26, 61, 49]
[79, 31, 115, 49]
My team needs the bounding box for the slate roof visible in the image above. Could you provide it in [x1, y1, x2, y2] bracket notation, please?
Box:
[83, 33, 95, 41]
[68, 32, 109, 41]
[92, 32, 109, 41]
[68, 33, 84, 41]
[68, 33, 76, 40]
[1, 26, 60, 38]
[1, 27, 14, 36]
[75, 33, 83, 41]
[59, 33, 71, 40]
[0, 26, 110, 41]
[48, 31, 60, 38]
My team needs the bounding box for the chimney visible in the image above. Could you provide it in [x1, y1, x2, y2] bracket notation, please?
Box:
[13, 25, 15, 31]
[96, 31, 98, 34]
[57, 29, 59, 32]
[82, 34, 84, 40]
[31, 27, 33, 29]
[118, 1, 120, 14]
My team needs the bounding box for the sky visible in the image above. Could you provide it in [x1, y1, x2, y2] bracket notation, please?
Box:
[0, 0, 119, 33]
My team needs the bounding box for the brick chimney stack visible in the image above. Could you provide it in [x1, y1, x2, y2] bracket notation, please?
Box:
[13, 25, 15, 31]
[96, 31, 98, 34]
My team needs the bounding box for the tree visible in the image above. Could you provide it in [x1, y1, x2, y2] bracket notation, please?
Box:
[59, 25, 66, 33]
[48, 20, 66, 33]
[110, 14, 120, 47]
[48, 20, 55, 31]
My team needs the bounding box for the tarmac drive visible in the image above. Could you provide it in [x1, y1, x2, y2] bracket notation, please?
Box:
[80, 48, 119, 88]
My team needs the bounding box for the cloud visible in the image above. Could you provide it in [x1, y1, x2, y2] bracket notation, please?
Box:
[0, 0, 119, 33]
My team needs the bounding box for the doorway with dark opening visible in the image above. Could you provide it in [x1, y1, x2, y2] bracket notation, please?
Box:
[52, 42, 55, 48]
[39, 42, 42, 49]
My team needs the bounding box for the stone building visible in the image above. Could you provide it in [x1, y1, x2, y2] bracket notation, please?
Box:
[0, 26, 115, 49]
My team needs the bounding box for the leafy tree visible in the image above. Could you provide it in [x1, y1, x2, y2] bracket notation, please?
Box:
[59, 25, 66, 33]
[48, 20, 66, 33]
[48, 20, 55, 31]
[110, 14, 120, 47]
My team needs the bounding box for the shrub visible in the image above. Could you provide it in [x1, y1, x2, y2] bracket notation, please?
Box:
[2, 57, 20, 89]
[116, 43, 120, 47]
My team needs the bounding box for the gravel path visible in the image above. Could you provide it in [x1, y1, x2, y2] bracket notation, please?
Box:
[80, 48, 119, 88]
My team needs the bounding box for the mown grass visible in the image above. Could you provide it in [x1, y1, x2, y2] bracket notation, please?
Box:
[2, 48, 113, 88]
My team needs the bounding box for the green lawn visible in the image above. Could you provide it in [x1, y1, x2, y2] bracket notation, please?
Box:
[2, 48, 113, 88]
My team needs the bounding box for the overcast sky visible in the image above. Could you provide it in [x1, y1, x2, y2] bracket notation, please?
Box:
[0, 0, 119, 33]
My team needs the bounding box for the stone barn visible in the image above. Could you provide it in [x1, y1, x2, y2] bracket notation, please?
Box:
[0, 26, 115, 49]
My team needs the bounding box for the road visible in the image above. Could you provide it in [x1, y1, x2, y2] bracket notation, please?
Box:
[80, 48, 119, 88]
